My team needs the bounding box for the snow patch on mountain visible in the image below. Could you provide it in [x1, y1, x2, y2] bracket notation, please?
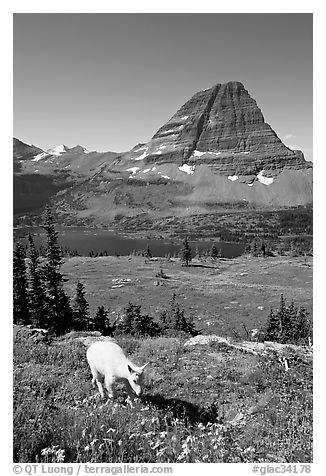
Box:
[132, 147, 149, 161]
[126, 167, 139, 176]
[192, 150, 221, 158]
[179, 164, 196, 175]
[257, 170, 274, 185]
[228, 175, 239, 181]
[32, 152, 48, 162]
[47, 145, 68, 156]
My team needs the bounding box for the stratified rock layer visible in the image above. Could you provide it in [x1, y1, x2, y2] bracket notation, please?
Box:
[118, 82, 310, 179]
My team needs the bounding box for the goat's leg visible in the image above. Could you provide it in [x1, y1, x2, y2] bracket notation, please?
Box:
[124, 381, 135, 407]
[104, 375, 116, 400]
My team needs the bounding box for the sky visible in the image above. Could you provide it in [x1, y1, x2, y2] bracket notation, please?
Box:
[13, 13, 313, 161]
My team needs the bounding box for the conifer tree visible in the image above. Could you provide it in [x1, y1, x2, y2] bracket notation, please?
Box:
[72, 281, 90, 331]
[42, 205, 72, 335]
[180, 237, 192, 266]
[250, 238, 258, 256]
[264, 308, 282, 342]
[92, 305, 113, 335]
[296, 307, 312, 344]
[145, 243, 152, 258]
[27, 234, 48, 328]
[159, 293, 197, 336]
[282, 300, 298, 343]
[209, 244, 220, 260]
[262, 295, 312, 344]
[13, 243, 30, 325]
[116, 302, 135, 334]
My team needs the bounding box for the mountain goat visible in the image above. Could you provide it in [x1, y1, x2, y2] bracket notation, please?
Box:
[86, 340, 149, 406]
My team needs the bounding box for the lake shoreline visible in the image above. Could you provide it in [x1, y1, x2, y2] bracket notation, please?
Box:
[14, 225, 246, 259]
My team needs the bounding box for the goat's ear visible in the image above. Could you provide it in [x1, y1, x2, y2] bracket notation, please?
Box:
[140, 362, 149, 372]
[128, 364, 134, 374]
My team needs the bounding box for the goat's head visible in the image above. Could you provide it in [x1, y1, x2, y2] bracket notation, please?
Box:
[127, 363, 149, 396]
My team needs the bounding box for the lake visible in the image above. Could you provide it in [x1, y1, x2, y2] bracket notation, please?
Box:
[14, 226, 245, 258]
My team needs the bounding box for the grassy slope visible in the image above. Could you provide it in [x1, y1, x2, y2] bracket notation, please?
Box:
[14, 255, 313, 463]
[62, 255, 313, 338]
[13, 332, 312, 463]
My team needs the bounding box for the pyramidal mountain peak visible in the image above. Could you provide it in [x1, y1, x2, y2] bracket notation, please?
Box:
[118, 80, 309, 174]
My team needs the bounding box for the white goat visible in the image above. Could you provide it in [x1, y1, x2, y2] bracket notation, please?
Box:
[86, 341, 149, 406]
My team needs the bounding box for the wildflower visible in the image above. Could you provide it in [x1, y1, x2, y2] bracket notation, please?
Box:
[159, 431, 167, 438]
[150, 442, 161, 450]
[243, 446, 255, 454]
[117, 440, 122, 446]
[156, 447, 167, 457]
[181, 443, 190, 454]
[84, 445, 90, 451]
[55, 449, 65, 463]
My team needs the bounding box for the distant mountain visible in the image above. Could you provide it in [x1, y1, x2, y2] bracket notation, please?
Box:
[13, 138, 119, 216]
[13, 138, 45, 172]
[50, 81, 312, 226]
[18, 141, 120, 177]
[14, 81, 312, 226]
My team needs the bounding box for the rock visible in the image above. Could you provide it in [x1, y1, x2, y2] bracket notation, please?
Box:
[184, 335, 230, 346]
[13, 324, 49, 342]
[184, 333, 313, 366]
[227, 412, 245, 426]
